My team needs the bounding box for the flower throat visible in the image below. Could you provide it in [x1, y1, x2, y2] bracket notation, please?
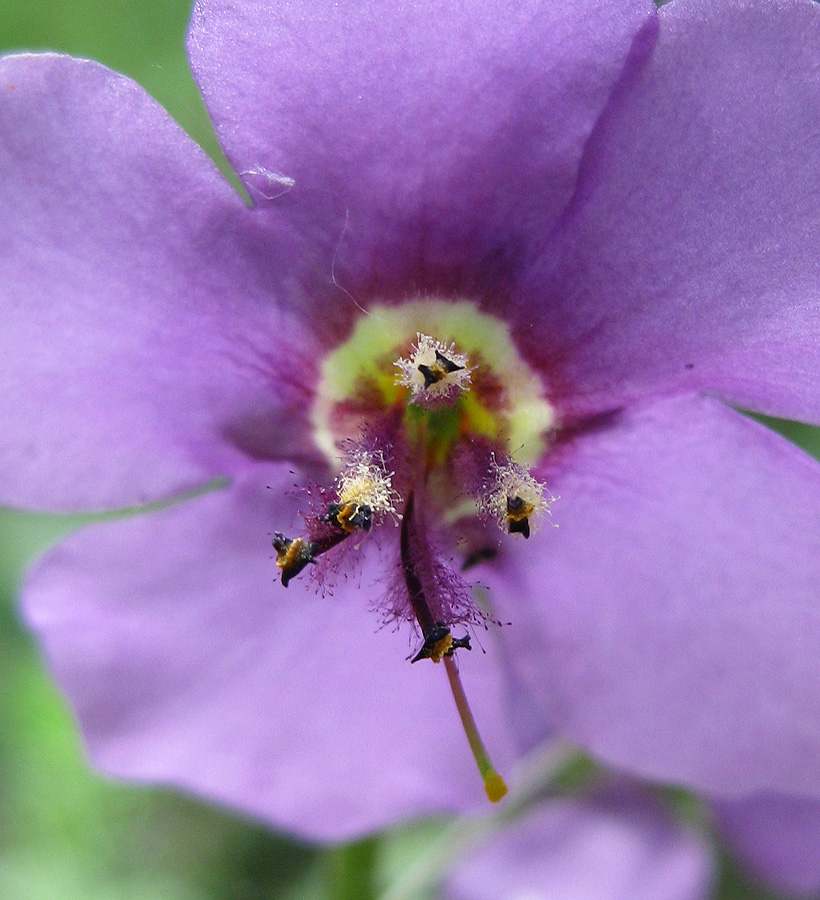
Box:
[272, 300, 557, 802]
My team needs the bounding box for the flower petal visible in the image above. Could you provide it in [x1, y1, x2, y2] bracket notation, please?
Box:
[0, 54, 322, 512]
[517, 0, 820, 423]
[714, 793, 820, 896]
[22, 465, 516, 840]
[444, 784, 713, 900]
[188, 0, 656, 303]
[478, 394, 820, 796]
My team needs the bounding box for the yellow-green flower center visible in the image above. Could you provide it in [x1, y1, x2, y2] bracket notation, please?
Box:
[312, 299, 556, 470]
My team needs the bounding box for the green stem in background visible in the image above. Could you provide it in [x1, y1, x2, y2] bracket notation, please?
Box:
[326, 836, 379, 900]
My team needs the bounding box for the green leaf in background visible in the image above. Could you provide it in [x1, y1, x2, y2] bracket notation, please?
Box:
[1, 0, 218, 155]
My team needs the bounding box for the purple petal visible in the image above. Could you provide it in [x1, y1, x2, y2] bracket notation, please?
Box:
[0, 54, 322, 512]
[515, 0, 820, 423]
[22, 464, 516, 840]
[478, 395, 820, 796]
[714, 793, 820, 896]
[188, 0, 656, 305]
[445, 785, 713, 900]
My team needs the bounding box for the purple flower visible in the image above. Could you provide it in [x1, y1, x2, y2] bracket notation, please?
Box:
[444, 783, 714, 900]
[714, 793, 820, 896]
[3, 0, 820, 841]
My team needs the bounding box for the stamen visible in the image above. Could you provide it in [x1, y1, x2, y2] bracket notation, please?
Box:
[394, 333, 472, 407]
[443, 656, 508, 803]
[336, 447, 398, 519]
[400, 495, 474, 661]
[482, 454, 554, 538]
[273, 445, 399, 588]
[385, 488, 489, 636]
[273, 501, 370, 587]
[272, 534, 318, 587]
[400, 492, 439, 638]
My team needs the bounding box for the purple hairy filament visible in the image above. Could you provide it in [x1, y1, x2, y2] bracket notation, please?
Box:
[400, 492, 472, 664]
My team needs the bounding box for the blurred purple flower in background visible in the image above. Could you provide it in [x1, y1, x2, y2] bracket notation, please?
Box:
[714, 794, 820, 896]
[444, 784, 714, 900]
[3, 0, 820, 857]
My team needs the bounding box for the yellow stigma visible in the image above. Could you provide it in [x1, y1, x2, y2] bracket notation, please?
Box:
[483, 771, 509, 803]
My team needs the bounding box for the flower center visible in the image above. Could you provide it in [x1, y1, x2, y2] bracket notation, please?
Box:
[312, 299, 555, 469]
[275, 298, 557, 802]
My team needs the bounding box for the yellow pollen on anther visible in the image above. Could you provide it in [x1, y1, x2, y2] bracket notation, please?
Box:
[275, 536, 310, 571]
[330, 502, 365, 534]
[506, 496, 535, 524]
[272, 535, 317, 587]
[428, 632, 454, 663]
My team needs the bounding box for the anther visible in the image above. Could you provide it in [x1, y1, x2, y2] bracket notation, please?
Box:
[272, 515, 358, 587]
[272, 533, 317, 587]
[418, 348, 466, 388]
[411, 622, 472, 663]
[461, 546, 498, 571]
[480, 454, 554, 538]
[323, 501, 373, 534]
[395, 333, 471, 406]
[506, 495, 534, 538]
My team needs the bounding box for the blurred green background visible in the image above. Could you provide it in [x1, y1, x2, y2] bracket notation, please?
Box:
[1, 2, 820, 899]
